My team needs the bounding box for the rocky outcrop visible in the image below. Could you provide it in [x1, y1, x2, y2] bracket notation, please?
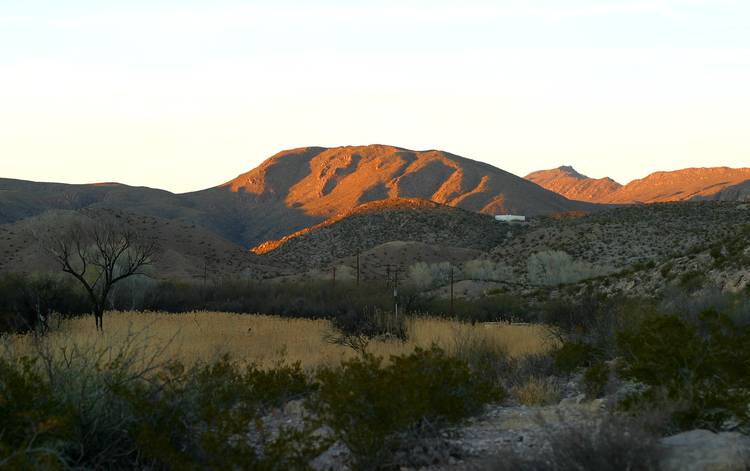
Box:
[660, 429, 750, 471]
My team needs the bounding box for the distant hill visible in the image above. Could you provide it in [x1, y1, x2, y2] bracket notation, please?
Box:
[526, 166, 750, 204]
[490, 201, 750, 283]
[0, 209, 278, 281]
[252, 198, 518, 273]
[1, 145, 599, 247]
[525, 166, 622, 202]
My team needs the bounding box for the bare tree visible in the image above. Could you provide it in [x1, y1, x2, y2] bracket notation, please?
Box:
[35, 212, 157, 331]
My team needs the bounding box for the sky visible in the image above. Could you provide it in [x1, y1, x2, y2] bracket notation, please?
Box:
[1, 0, 749, 193]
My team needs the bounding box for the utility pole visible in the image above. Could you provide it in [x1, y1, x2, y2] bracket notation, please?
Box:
[450, 265, 454, 317]
[393, 266, 399, 318]
[331, 245, 336, 287]
[356, 248, 360, 286]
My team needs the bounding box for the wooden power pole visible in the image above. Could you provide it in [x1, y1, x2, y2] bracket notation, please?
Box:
[450, 265, 454, 317]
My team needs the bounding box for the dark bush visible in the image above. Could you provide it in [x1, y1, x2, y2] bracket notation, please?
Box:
[309, 346, 504, 468]
[0, 273, 89, 333]
[617, 309, 750, 431]
[326, 307, 408, 355]
[582, 360, 610, 399]
[678, 270, 707, 293]
[119, 356, 321, 470]
[553, 341, 598, 374]
[0, 357, 72, 468]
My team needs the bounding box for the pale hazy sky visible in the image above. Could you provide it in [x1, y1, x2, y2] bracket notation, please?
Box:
[1, 0, 748, 193]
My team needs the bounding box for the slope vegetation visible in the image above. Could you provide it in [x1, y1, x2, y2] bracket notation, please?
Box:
[252, 198, 517, 273]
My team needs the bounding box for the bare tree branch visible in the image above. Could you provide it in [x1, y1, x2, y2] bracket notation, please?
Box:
[32, 211, 158, 331]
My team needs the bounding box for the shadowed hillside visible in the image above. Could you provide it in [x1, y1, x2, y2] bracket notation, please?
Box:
[252, 198, 520, 273]
[0, 208, 278, 281]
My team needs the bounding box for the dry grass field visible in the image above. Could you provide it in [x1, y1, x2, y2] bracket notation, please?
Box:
[4, 311, 553, 369]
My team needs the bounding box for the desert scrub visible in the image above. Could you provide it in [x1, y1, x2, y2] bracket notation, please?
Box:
[553, 341, 599, 374]
[309, 346, 505, 469]
[678, 270, 707, 293]
[617, 309, 750, 431]
[0, 357, 72, 469]
[1, 333, 323, 469]
[582, 360, 610, 399]
[510, 376, 561, 406]
[118, 355, 322, 470]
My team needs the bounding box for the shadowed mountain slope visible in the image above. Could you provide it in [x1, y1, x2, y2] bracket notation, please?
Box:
[0, 208, 277, 280]
[252, 198, 520, 272]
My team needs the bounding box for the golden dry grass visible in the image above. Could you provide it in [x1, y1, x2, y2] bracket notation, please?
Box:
[5, 311, 553, 369]
[510, 377, 563, 406]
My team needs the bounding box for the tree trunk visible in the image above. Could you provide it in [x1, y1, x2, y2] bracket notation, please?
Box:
[94, 305, 104, 331]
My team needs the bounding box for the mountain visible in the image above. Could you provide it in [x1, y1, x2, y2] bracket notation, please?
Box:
[211, 145, 598, 244]
[1, 145, 599, 247]
[526, 166, 750, 204]
[607, 167, 750, 203]
[525, 166, 622, 202]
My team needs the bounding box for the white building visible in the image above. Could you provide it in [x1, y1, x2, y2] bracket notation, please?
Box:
[495, 214, 526, 222]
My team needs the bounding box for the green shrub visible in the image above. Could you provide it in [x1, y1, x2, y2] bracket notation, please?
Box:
[678, 270, 706, 293]
[660, 262, 674, 279]
[309, 346, 504, 468]
[553, 341, 598, 374]
[120, 356, 320, 470]
[617, 310, 750, 431]
[0, 357, 71, 469]
[582, 361, 610, 399]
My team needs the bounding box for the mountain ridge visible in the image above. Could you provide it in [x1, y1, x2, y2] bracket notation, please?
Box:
[1, 145, 600, 246]
[526, 166, 750, 203]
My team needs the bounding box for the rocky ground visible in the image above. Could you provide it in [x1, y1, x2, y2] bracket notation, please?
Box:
[256, 384, 750, 471]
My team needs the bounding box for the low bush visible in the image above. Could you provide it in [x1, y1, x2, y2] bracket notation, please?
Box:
[510, 376, 561, 406]
[582, 360, 610, 399]
[0, 357, 71, 469]
[553, 341, 598, 374]
[677, 270, 707, 293]
[119, 356, 321, 470]
[527, 250, 609, 286]
[617, 309, 750, 431]
[0, 335, 323, 469]
[325, 307, 408, 354]
[309, 346, 505, 468]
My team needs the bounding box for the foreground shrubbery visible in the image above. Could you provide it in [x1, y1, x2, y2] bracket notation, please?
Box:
[311, 346, 504, 468]
[0, 337, 503, 470]
[542, 292, 750, 433]
[618, 309, 750, 431]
